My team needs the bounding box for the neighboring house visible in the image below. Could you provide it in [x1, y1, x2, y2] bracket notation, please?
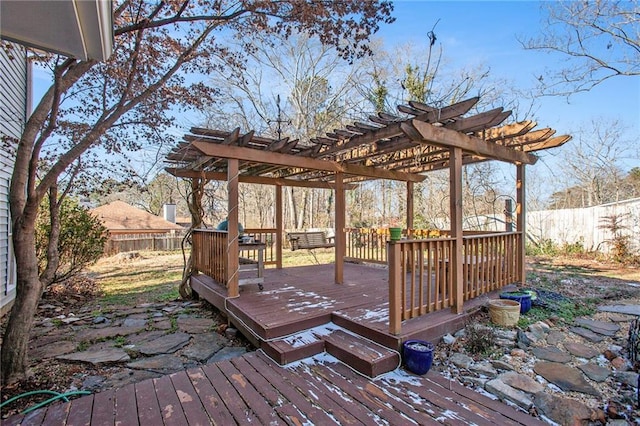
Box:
[0, 42, 28, 316]
[92, 201, 186, 256]
[92, 201, 185, 236]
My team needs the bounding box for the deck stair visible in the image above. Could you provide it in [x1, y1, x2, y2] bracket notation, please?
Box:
[262, 323, 400, 378]
[322, 329, 400, 377]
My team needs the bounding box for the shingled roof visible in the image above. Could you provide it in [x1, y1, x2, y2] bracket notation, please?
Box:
[91, 201, 184, 234]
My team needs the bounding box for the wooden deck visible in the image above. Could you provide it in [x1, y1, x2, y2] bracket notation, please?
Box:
[4, 351, 544, 425]
[191, 263, 508, 376]
[191, 263, 490, 349]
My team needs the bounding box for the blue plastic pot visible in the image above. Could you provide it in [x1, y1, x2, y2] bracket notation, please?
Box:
[500, 292, 532, 314]
[403, 340, 434, 375]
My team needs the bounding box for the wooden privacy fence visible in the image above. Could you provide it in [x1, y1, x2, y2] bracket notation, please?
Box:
[387, 232, 521, 334]
[104, 233, 186, 256]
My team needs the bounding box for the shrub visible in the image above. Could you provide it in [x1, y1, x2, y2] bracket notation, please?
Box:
[36, 197, 108, 284]
[463, 323, 497, 356]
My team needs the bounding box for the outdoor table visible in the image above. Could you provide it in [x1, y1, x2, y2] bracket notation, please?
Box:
[239, 241, 265, 290]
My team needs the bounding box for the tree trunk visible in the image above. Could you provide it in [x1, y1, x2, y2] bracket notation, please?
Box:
[1, 220, 42, 385]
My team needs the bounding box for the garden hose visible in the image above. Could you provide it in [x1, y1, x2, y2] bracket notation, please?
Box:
[1, 390, 91, 415]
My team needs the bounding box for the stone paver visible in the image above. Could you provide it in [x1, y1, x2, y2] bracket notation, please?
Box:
[598, 304, 640, 316]
[577, 363, 610, 382]
[569, 327, 605, 343]
[534, 361, 600, 396]
[30, 341, 77, 359]
[57, 348, 130, 365]
[498, 371, 544, 394]
[127, 354, 184, 374]
[177, 317, 215, 334]
[76, 325, 146, 342]
[574, 318, 620, 336]
[546, 330, 565, 345]
[485, 379, 533, 410]
[207, 347, 248, 364]
[182, 334, 226, 361]
[564, 342, 600, 359]
[137, 332, 191, 355]
[531, 346, 572, 363]
[612, 371, 639, 387]
[534, 392, 605, 425]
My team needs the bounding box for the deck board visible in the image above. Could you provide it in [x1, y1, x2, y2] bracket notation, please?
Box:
[167, 371, 211, 426]
[114, 383, 137, 426]
[3, 352, 543, 425]
[185, 367, 235, 424]
[134, 377, 163, 425]
[66, 394, 94, 426]
[217, 358, 286, 425]
[153, 375, 189, 426]
[89, 389, 114, 426]
[200, 362, 261, 424]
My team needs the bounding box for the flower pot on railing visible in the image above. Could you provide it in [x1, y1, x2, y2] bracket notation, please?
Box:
[500, 291, 532, 314]
[389, 227, 402, 241]
[403, 340, 434, 375]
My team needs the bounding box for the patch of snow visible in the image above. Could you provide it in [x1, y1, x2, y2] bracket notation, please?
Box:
[281, 323, 338, 348]
[375, 369, 423, 386]
[546, 383, 564, 393]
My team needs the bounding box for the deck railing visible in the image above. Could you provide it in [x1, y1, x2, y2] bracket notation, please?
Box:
[244, 228, 277, 265]
[345, 228, 448, 264]
[461, 232, 521, 300]
[192, 229, 227, 284]
[388, 232, 521, 334]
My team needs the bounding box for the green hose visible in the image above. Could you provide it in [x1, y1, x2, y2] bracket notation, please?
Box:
[1, 390, 91, 415]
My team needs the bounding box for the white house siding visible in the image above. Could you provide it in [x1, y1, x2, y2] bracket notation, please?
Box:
[0, 42, 28, 316]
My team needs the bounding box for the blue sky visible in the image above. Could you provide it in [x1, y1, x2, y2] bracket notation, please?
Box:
[375, 1, 639, 196]
[30, 1, 638, 194]
[378, 1, 639, 135]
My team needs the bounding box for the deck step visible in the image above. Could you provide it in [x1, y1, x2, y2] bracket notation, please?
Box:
[260, 323, 339, 365]
[323, 330, 400, 377]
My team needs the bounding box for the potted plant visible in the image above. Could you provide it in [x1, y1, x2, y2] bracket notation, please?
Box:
[499, 290, 532, 314]
[403, 340, 434, 375]
[388, 218, 403, 241]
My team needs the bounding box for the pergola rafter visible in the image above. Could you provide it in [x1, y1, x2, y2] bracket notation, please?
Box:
[166, 97, 569, 184]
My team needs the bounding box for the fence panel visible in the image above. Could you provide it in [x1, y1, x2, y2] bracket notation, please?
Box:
[104, 233, 187, 256]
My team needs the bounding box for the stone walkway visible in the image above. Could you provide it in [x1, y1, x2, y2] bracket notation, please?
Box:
[31, 301, 248, 392]
[25, 299, 640, 424]
[434, 304, 640, 425]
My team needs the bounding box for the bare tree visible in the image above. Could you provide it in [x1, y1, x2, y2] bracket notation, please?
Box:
[2, 0, 394, 385]
[549, 118, 633, 208]
[522, 0, 640, 96]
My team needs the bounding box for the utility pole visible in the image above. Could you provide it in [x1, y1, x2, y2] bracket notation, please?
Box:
[268, 94, 290, 140]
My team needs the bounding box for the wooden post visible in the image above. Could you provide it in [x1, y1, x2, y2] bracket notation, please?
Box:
[406, 181, 414, 235]
[275, 185, 283, 269]
[227, 159, 240, 297]
[388, 241, 402, 335]
[516, 164, 526, 286]
[449, 147, 464, 314]
[335, 172, 345, 284]
[505, 199, 514, 232]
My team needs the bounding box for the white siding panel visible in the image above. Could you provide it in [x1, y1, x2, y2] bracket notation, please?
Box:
[0, 41, 25, 313]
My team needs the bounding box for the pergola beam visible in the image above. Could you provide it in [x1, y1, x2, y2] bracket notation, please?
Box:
[165, 167, 358, 189]
[401, 120, 538, 165]
[190, 141, 426, 182]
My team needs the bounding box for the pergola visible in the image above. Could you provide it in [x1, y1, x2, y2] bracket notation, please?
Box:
[165, 97, 570, 317]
